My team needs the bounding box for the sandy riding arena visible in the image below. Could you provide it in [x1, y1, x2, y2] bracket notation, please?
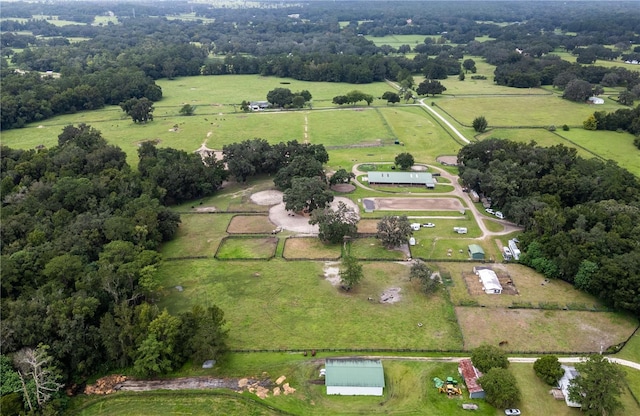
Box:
[259, 192, 360, 233]
[367, 197, 464, 211]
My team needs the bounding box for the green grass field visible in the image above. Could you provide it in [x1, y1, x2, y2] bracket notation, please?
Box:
[156, 259, 463, 351]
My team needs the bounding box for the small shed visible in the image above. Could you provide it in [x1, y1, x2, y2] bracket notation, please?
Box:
[587, 96, 604, 105]
[458, 359, 485, 399]
[558, 365, 581, 407]
[468, 244, 485, 260]
[250, 101, 270, 111]
[325, 359, 385, 396]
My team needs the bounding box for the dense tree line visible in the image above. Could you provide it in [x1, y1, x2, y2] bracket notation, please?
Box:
[1, 125, 228, 413]
[458, 139, 640, 314]
[583, 105, 640, 141]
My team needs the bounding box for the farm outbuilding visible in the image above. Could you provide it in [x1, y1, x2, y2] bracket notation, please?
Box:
[367, 171, 435, 189]
[558, 365, 582, 407]
[325, 359, 385, 396]
[475, 268, 502, 294]
[458, 359, 485, 399]
[468, 244, 485, 260]
[249, 101, 270, 111]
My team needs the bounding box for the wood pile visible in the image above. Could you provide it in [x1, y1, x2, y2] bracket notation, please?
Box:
[84, 375, 127, 395]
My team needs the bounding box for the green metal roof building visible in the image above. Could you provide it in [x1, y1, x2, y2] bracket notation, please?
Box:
[367, 171, 435, 189]
[325, 359, 385, 396]
[468, 244, 485, 260]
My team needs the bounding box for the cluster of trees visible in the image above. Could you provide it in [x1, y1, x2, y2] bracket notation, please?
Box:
[1, 67, 161, 130]
[415, 79, 447, 96]
[1, 125, 228, 413]
[472, 345, 520, 409]
[265, 88, 312, 109]
[222, 138, 328, 183]
[583, 105, 640, 145]
[332, 90, 374, 106]
[458, 139, 640, 314]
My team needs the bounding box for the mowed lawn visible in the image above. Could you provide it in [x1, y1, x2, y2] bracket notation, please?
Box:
[155, 259, 463, 351]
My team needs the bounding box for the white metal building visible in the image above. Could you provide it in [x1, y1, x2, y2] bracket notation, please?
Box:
[475, 268, 502, 294]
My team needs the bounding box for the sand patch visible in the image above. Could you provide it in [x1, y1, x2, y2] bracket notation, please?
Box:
[437, 155, 459, 166]
[380, 287, 401, 304]
[251, 190, 283, 206]
[324, 262, 341, 286]
[331, 183, 356, 192]
[194, 206, 217, 212]
[410, 165, 428, 171]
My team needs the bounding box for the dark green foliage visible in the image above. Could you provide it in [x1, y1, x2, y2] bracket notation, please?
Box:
[563, 79, 593, 102]
[394, 152, 415, 170]
[120, 97, 154, 123]
[416, 79, 446, 96]
[332, 90, 374, 106]
[223, 139, 328, 183]
[381, 91, 400, 104]
[329, 169, 355, 186]
[283, 177, 334, 213]
[376, 215, 412, 249]
[273, 156, 325, 191]
[583, 104, 640, 136]
[409, 261, 439, 295]
[478, 368, 521, 409]
[266, 88, 312, 108]
[138, 141, 227, 204]
[470, 344, 509, 373]
[310, 202, 358, 244]
[533, 355, 564, 385]
[472, 116, 488, 133]
[179, 104, 196, 116]
[340, 255, 363, 290]
[568, 355, 626, 416]
[458, 139, 640, 314]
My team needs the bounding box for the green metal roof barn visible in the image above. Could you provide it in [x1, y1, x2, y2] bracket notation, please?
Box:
[325, 359, 385, 396]
[468, 244, 485, 260]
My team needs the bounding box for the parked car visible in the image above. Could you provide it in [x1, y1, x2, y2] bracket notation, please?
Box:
[504, 409, 521, 416]
[422, 223, 435, 228]
[485, 208, 495, 214]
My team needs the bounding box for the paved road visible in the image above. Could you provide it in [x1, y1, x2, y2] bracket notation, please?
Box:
[418, 98, 470, 144]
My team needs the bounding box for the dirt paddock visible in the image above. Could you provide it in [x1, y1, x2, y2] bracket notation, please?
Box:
[369, 197, 464, 211]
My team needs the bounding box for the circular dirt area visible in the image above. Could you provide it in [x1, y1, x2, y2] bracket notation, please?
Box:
[331, 183, 356, 193]
[269, 197, 360, 233]
[436, 155, 458, 166]
[250, 190, 284, 206]
[410, 165, 428, 171]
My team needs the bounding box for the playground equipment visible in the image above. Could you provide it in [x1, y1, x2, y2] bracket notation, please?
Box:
[433, 376, 462, 396]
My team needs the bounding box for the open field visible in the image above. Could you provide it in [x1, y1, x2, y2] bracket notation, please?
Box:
[436, 95, 620, 127]
[227, 215, 276, 234]
[456, 307, 637, 352]
[349, 238, 407, 260]
[156, 260, 463, 350]
[282, 238, 342, 260]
